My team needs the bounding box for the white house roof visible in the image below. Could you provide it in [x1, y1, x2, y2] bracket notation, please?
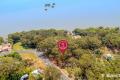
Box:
[31, 69, 44, 75]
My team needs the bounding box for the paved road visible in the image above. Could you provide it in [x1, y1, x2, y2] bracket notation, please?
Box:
[0, 51, 11, 56]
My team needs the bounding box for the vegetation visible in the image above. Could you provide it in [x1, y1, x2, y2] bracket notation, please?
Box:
[6, 27, 120, 80]
[7, 52, 22, 60]
[20, 53, 46, 70]
[0, 36, 3, 45]
[44, 66, 61, 80]
[29, 73, 43, 80]
[13, 42, 26, 51]
[0, 53, 31, 80]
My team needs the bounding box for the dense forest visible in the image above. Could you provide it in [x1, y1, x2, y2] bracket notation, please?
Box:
[0, 27, 120, 80]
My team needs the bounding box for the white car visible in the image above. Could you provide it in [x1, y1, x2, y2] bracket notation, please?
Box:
[20, 74, 29, 80]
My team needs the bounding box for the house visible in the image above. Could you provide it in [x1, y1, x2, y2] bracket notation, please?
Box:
[72, 35, 81, 39]
[0, 43, 12, 52]
[65, 31, 81, 39]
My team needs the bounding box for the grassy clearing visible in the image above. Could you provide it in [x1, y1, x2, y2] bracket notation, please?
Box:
[13, 42, 25, 51]
[20, 53, 46, 70]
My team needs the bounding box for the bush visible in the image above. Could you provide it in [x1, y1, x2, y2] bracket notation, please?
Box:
[0, 57, 26, 80]
[7, 52, 22, 60]
[44, 66, 61, 80]
[29, 73, 43, 80]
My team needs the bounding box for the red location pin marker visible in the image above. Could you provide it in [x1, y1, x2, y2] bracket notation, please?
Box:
[57, 40, 68, 54]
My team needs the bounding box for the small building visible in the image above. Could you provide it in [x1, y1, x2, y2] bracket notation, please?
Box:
[72, 35, 81, 39]
[31, 69, 44, 75]
[0, 43, 12, 52]
[103, 53, 113, 61]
